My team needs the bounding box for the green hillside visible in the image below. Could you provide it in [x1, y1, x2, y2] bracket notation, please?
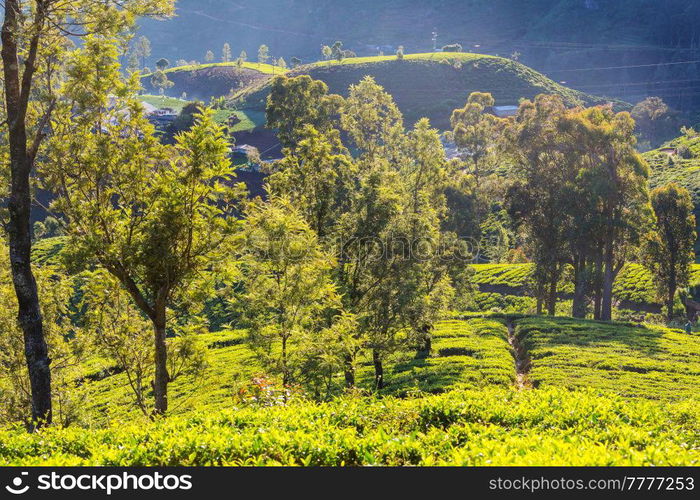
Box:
[2, 313, 699, 466]
[233, 53, 624, 129]
[645, 132, 700, 257]
[515, 316, 700, 400]
[138, 1, 700, 113]
[140, 62, 283, 101]
[472, 263, 700, 317]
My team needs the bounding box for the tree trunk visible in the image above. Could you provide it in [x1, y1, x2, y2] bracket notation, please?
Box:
[152, 303, 169, 415]
[372, 349, 384, 390]
[547, 274, 558, 316]
[601, 242, 615, 321]
[667, 269, 677, 323]
[343, 354, 355, 388]
[416, 326, 431, 359]
[281, 335, 289, 387]
[2, 0, 52, 428]
[572, 259, 588, 319]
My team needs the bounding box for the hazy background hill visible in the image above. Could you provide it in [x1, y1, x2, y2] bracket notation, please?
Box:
[138, 0, 700, 113]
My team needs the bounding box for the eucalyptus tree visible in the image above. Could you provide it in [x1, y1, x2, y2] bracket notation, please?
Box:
[643, 184, 697, 322]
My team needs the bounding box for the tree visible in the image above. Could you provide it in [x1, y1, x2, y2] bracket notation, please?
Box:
[0, 0, 174, 428]
[267, 126, 355, 239]
[241, 198, 340, 390]
[205, 50, 214, 63]
[266, 75, 344, 151]
[336, 81, 453, 388]
[127, 51, 140, 73]
[335, 125, 452, 388]
[291, 57, 302, 68]
[569, 106, 651, 321]
[222, 43, 232, 63]
[151, 69, 174, 95]
[155, 57, 170, 71]
[44, 52, 244, 415]
[340, 76, 404, 160]
[331, 41, 344, 62]
[442, 43, 462, 52]
[276, 57, 287, 69]
[80, 270, 208, 417]
[134, 35, 152, 70]
[506, 97, 652, 320]
[321, 45, 332, 61]
[450, 92, 507, 181]
[396, 45, 405, 59]
[0, 242, 88, 428]
[505, 95, 580, 316]
[643, 184, 697, 322]
[258, 44, 270, 64]
[631, 97, 679, 148]
[239, 50, 248, 63]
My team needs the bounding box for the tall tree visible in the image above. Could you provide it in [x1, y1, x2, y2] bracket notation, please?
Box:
[241, 198, 339, 389]
[450, 92, 507, 181]
[258, 44, 270, 64]
[505, 95, 573, 315]
[44, 45, 243, 415]
[643, 184, 697, 322]
[266, 75, 344, 151]
[0, 0, 174, 428]
[571, 106, 651, 321]
[222, 43, 232, 63]
[151, 69, 174, 95]
[134, 35, 152, 70]
[341, 76, 404, 161]
[267, 126, 354, 239]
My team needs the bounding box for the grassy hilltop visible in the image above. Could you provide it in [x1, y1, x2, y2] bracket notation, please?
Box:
[140, 61, 284, 101]
[144, 53, 624, 130]
[234, 53, 624, 129]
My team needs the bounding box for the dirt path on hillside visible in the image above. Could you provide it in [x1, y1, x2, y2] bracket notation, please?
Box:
[506, 319, 532, 390]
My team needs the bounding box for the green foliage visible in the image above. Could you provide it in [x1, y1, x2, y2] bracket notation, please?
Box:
[471, 263, 700, 312]
[258, 44, 270, 64]
[644, 133, 700, 259]
[240, 199, 344, 389]
[642, 183, 697, 320]
[265, 75, 343, 150]
[368, 318, 514, 394]
[515, 316, 700, 400]
[1, 387, 697, 466]
[150, 69, 174, 95]
[0, 242, 90, 427]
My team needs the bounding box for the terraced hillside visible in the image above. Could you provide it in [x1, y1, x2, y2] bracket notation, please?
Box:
[234, 53, 624, 129]
[2, 313, 699, 466]
[644, 133, 700, 257]
[513, 316, 700, 400]
[73, 317, 514, 421]
[472, 263, 700, 316]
